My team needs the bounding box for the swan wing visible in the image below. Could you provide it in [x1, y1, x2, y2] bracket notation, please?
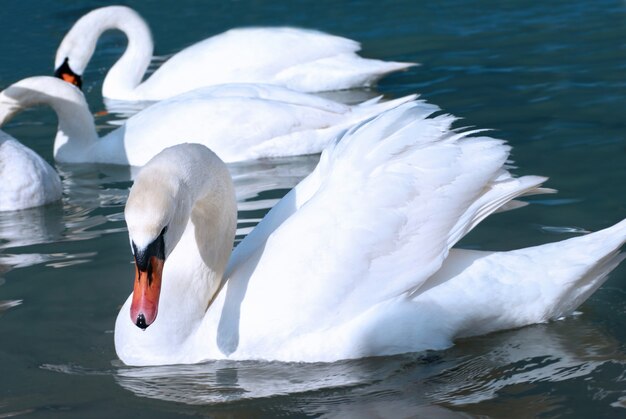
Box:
[113, 90, 416, 165]
[302, 223, 626, 361]
[228, 102, 548, 335]
[162, 83, 351, 113]
[117, 96, 346, 166]
[139, 27, 413, 97]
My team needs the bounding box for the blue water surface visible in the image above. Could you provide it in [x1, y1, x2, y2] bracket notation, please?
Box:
[0, 0, 625, 417]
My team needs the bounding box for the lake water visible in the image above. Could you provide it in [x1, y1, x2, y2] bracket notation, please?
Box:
[1, 0, 625, 417]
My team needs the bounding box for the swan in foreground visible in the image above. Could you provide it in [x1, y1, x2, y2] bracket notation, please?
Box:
[0, 77, 415, 166]
[115, 102, 626, 365]
[54, 5, 415, 101]
[0, 131, 61, 211]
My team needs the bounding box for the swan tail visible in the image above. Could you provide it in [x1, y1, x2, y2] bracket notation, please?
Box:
[345, 57, 417, 84]
[412, 219, 626, 342]
[274, 54, 417, 92]
[530, 218, 626, 319]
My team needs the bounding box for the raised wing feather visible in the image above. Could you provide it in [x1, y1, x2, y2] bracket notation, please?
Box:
[230, 102, 547, 336]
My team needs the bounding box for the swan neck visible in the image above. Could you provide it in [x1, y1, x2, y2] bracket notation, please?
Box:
[58, 6, 153, 99]
[185, 158, 238, 299]
[103, 8, 154, 98]
[166, 162, 237, 344]
[0, 77, 99, 162]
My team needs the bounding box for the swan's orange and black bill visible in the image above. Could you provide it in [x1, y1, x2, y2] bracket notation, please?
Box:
[54, 57, 83, 89]
[129, 227, 167, 329]
[130, 255, 164, 329]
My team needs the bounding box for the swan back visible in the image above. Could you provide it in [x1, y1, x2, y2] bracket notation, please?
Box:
[106, 85, 416, 165]
[140, 26, 413, 97]
[163, 83, 351, 114]
[0, 131, 62, 211]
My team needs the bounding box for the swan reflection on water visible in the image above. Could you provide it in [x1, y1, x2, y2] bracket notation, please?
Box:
[107, 320, 622, 413]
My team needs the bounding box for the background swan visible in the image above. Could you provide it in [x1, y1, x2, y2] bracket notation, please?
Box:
[113, 103, 625, 366]
[0, 131, 61, 212]
[0, 76, 415, 166]
[54, 5, 415, 101]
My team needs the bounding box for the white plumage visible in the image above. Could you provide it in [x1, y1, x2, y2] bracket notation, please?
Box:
[114, 103, 624, 366]
[0, 77, 415, 166]
[0, 131, 62, 212]
[54, 5, 415, 101]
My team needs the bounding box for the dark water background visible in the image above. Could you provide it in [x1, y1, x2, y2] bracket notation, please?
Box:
[0, 0, 625, 417]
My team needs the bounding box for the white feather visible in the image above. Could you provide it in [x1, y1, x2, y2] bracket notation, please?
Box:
[0, 131, 62, 211]
[0, 77, 416, 165]
[111, 103, 624, 367]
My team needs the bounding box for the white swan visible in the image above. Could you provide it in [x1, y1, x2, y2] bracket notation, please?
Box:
[0, 76, 415, 166]
[0, 130, 62, 211]
[114, 102, 626, 366]
[54, 5, 415, 101]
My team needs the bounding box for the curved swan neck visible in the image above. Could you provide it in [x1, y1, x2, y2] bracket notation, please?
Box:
[56, 6, 153, 99]
[176, 150, 238, 296]
[125, 145, 237, 338]
[0, 77, 99, 162]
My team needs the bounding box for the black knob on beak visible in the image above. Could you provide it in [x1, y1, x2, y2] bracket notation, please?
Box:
[135, 313, 148, 330]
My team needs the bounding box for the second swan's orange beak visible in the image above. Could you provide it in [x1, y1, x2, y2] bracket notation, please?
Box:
[54, 57, 83, 89]
[130, 255, 164, 330]
[59, 72, 81, 87]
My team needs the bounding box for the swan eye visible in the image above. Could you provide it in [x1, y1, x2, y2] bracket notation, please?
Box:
[54, 57, 83, 89]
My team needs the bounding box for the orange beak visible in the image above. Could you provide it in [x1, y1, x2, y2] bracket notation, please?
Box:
[130, 256, 164, 329]
[59, 72, 81, 87]
[54, 57, 83, 90]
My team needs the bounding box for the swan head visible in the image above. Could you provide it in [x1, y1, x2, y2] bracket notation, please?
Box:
[124, 144, 231, 330]
[125, 162, 191, 330]
[54, 57, 83, 89]
[54, 6, 152, 96]
[0, 77, 78, 126]
[53, 6, 126, 89]
[54, 11, 96, 84]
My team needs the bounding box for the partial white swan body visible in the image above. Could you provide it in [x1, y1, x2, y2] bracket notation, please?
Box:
[0, 77, 415, 166]
[114, 102, 625, 366]
[0, 131, 62, 211]
[54, 5, 415, 101]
